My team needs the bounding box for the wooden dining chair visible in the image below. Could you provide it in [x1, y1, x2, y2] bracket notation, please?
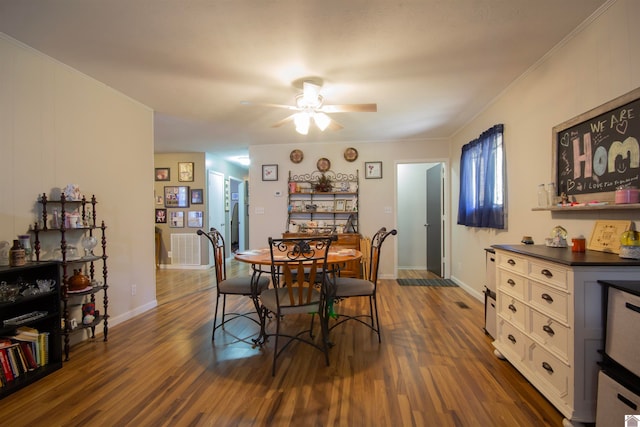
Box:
[328, 227, 397, 342]
[197, 228, 270, 342]
[261, 235, 335, 375]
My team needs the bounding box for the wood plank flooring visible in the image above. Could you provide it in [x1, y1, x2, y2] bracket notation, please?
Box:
[0, 262, 564, 426]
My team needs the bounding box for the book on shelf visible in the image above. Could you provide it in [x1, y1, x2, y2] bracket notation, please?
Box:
[5, 345, 21, 378]
[0, 348, 14, 382]
[14, 326, 39, 342]
[19, 342, 38, 370]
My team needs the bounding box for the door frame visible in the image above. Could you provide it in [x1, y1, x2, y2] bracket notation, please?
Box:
[395, 159, 450, 279]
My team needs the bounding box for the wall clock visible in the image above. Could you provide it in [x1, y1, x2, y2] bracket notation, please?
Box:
[344, 147, 358, 162]
[317, 158, 331, 172]
[290, 149, 304, 164]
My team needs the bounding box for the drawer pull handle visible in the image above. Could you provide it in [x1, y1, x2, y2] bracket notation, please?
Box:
[541, 269, 553, 278]
[617, 393, 638, 410]
[542, 325, 555, 336]
[508, 304, 517, 313]
[542, 362, 554, 373]
[508, 334, 516, 344]
[507, 279, 515, 286]
[626, 302, 640, 314]
[541, 293, 554, 303]
[507, 259, 516, 266]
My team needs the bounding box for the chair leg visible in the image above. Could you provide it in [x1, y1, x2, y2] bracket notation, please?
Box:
[371, 295, 381, 343]
[272, 313, 281, 376]
[211, 294, 221, 341]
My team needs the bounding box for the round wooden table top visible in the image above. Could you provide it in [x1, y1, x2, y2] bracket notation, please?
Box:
[234, 247, 362, 266]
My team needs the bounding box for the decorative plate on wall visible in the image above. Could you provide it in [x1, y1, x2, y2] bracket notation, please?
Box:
[344, 147, 358, 162]
[317, 158, 331, 172]
[290, 149, 304, 164]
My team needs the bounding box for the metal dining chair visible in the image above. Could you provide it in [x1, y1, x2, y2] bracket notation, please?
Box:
[327, 227, 397, 342]
[197, 228, 269, 342]
[260, 235, 335, 375]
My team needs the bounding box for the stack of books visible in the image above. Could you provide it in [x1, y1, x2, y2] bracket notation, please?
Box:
[0, 326, 50, 387]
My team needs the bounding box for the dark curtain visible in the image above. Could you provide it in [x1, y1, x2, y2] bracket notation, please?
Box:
[457, 124, 505, 229]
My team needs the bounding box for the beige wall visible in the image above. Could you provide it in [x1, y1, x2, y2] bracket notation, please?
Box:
[450, 0, 640, 299]
[0, 33, 157, 331]
[248, 139, 450, 279]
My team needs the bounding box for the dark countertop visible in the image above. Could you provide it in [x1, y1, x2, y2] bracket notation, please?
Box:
[492, 244, 640, 267]
[597, 279, 640, 297]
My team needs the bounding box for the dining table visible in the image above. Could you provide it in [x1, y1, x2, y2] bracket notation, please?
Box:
[234, 244, 363, 345]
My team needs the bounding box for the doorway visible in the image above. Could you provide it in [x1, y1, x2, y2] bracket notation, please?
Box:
[397, 161, 448, 278]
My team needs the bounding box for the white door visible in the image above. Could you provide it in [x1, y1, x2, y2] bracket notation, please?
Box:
[208, 170, 225, 234]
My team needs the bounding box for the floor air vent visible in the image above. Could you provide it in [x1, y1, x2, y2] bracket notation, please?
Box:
[170, 233, 201, 265]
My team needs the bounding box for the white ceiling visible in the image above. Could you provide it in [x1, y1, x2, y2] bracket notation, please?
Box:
[0, 0, 607, 165]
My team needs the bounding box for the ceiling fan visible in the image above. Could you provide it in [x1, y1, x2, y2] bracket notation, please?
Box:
[241, 80, 377, 135]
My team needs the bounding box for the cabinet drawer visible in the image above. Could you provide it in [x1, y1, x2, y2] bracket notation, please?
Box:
[596, 370, 640, 427]
[498, 295, 526, 329]
[497, 318, 527, 361]
[529, 281, 569, 323]
[497, 270, 525, 299]
[497, 252, 527, 274]
[529, 309, 569, 360]
[605, 287, 640, 378]
[530, 344, 569, 397]
[528, 260, 568, 290]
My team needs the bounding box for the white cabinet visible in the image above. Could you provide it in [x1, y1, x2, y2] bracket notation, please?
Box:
[492, 245, 640, 426]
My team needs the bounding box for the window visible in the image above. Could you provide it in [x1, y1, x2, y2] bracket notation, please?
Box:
[457, 124, 505, 229]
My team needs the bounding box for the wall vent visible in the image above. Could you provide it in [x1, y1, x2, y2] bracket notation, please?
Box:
[170, 233, 201, 265]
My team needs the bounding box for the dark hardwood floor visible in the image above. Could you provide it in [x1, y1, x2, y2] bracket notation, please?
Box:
[0, 261, 564, 426]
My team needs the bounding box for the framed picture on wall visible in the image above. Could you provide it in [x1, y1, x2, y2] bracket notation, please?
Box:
[178, 162, 194, 182]
[155, 167, 170, 181]
[365, 161, 382, 179]
[187, 211, 203, 228]
[155, 209, 167, 224]
[262, 164, 278, 181]
[191, 188, 203, 204]
[164, 186, 189, 208]
[169, 211, 184, 228]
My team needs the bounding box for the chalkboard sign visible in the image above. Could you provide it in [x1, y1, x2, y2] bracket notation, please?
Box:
[552, 87, 640, 202]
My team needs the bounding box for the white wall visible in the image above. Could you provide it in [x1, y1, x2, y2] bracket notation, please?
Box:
[450, 0, 640, 298]
[0, 34, 157, 332]
[248, 139, 450, 278]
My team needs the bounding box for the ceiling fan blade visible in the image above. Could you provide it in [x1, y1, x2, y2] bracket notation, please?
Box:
[327, 118, 344, 131]
[240, 100, 300, 111]
[270, 114, 296, 128]
[320, 103, 377, 113]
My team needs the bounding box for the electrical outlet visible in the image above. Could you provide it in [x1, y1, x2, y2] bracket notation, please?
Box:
[131, 284, 136, 296]
[167, 251, 172, 258]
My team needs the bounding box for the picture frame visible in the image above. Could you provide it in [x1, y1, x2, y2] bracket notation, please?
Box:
[164, 186, 189, 208]
[187, 211, 203, 228]
[231, 192, 239, 201]
[365, 161, 383, 179]
[334, 199, 346, 212]
[191, 188, 203, 204]
[155, 208, 167, 224]
[169, 211, 184, 228]
[587, 220, 632, 254]
[155, 167, 170, 181]
[178, 162, 194, 182]
[262, 164, 278, 181]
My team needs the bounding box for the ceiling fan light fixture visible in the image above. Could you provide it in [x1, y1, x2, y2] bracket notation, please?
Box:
[313, 112, 331, 131]
[294, 112, 310, 135]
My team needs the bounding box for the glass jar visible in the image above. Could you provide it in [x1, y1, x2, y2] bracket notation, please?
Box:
[537, 184, 547, 207]
[546, 182, 556, 207]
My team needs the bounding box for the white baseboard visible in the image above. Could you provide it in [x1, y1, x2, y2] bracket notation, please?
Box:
[449, 275, 483, 302]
